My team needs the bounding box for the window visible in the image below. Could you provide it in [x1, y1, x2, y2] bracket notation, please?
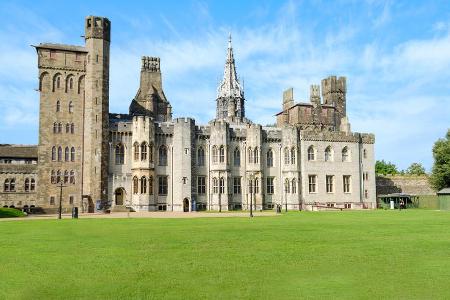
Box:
[266, 177, 274, 194]
[64, 170, 69, 183]
[56, 101, 60, 112]
[326, 175, 334, 193]
[69, 170, 75, 184]
[363, 172, 369, 181]
[57, 146, 62, 161]
[197, 147, 205, 166]
[343, 175, 351, 193]
[342, 147, 349, 162]
[233, 177, 241, 194]
[284, 147, 290, 165]
[344, 203, 352, 209]
[71, 147, 75, 162]
[65, 147, 69, 161]
[70, 123, 75, 134]
[141, 176, 147, 194]
[219, 177, 225, 194]
[56, 170, 61, 183]
[159, 145, 167, 166]
[325, 146, 333, 162]
[291, 147, 296, 164]
[266, 149, 273, 167]
[254, 147, 259, 164]
[50, 197, 55, 205]
[284, 178, 290, 193]
[51, 170, 56, 184]
[149, 176, 153, 195]
[149, 143, 153, 163]
[307, 146, 315, 161]
[308, 175, 317, 193]
[65, 123, 70, 133]
[134, 142, 139, 161]
[58, 123, 62, 133]
[248, 179, 253, 194]
[254, 178, 259, 194]
[133, 176, 138, 194]
[158, 176, 168, 195]
[53, 122, 57, 134]
[233, 148, 240, 166]
[292, 178, 297, 194]
[3, 179, 10, 192]
[51, 146, 56, 161]
[212, 146, 218, 164]
[212, 178, 218, 194]
[141, 142, 147, 161]
[69, 77, 73, 90]
[68, 101, 74, 113]
[30, 178, 35, 191]
[248, 147, 254, 163]
[115, 143, 125, 165]
[69, 196, 74, 205]
[364, 189, 369, 199]
[9, 179, 15, 192]
[363, 149, 367, 159]
[219, 146, 225, 163]
[197, 176, 206, 194]
[24, 178, 30, 192]
[327, 202, 335, 208]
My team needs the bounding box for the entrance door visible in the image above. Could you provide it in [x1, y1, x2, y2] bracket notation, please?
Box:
[183, 198, 189, 212]
[115, 188, 124, 205]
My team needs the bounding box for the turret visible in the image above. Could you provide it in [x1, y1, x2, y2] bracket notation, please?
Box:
[321, 76, 346, 129]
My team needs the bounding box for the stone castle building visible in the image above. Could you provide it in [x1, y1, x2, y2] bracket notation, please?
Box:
[0, 16, 376, 212]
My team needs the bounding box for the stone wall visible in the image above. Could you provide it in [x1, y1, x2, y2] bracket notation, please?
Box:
[376, 175, 435, 196]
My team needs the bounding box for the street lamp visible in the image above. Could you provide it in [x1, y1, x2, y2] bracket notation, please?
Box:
[58, 181, 67, 219]
[249, 172, 254, 218]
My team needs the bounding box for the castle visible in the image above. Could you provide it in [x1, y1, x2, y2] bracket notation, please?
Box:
[0, 16, 376, 212]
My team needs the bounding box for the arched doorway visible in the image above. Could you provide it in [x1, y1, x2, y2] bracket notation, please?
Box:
[183, 198, 189, 212]
[115, 188, 125, 205]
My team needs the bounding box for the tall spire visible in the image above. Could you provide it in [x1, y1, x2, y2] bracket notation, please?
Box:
[217, 34, 243, 99]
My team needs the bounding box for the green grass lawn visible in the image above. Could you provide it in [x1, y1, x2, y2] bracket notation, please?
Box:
[0, 207, 25, 218]
[1, 210, 450, 299]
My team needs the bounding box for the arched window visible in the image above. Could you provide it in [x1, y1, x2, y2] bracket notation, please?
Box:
[30, 178, 35, 191]
[141, 176, 147, 194]
[141, 142, 148, 161]
[56, 101, 60, 112]
[267, 149, 273, 167]
[51, 170, 56, 184]
[133, 142, 139, 161]
[325, 146, 333, 162]
[64, 147, 69, 161]
[234, 148, 240, 166]
[70, 123, 75, 134]
[307, 146, 315, 161]
[219, 146, 225, 163]
[159, 145, 167, 166]
[64, 170, 69, 183]
[363, 149, 367, 159]
[57, 146, 62, 161]
[57, 76, 61, 89]
[213, 178, 218, 193]
[67, 76, 74, 91]
[78, 75, 85, 94]
[39, 72, 50, 92]
[291, 147, 296, 164]
[68, 101, 73, 113]
[284, 147, 290, 165]
[9, 179, 15, 192]
[292, 178, 297, 194]
[248, 147, 253, 163]
[254, 178, 259, 194]
[71, 147, 75, 162]
[133, 176, 139, 194]
[219, 177, 225, 194]
[58, 123, 62, 133]
[254, 147, 259, 164]
[285, 178, 290, 193]
[51, 146, 56, 161]
[56, 170, 61, 183]
[197, 147, 205, 166]
[53, 122, 57, 134]
[69, 170, 75, 184]
[115, 143, 125, 165]
[4, 179, 9, 192]
[65, 123, 70, 133]
[342, 147, 349, 162]
[212, 146, 218, 164]
[149, 176, 153, 195]
[53, 74, 61, 92]
[149, 143, 154, 163]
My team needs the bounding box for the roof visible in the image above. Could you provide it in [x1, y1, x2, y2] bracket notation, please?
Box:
[33, 43, 88, 53]
[437, 188, 450, 195]
[0, 145, 38, 159]
[378, 193, 416, 198]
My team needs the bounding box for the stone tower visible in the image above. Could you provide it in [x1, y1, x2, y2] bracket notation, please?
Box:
[83, 16, 111, 208]
[216, 35, 245, 122]
[129, 56, 172, 121]
[321, 76, 346, 129]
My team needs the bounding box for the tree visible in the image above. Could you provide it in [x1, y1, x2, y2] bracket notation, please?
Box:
[375, 160, 398, 175]
[429, 130, 450, 191]
[406, 163, 426, 175]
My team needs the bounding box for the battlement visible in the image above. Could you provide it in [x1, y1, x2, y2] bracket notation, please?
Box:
[301, 130, 375, 144]
[141, 56, 160, 72]
[85, 16, 110, 41]
[321, 76, 346, 95]
[174, 117, 195, 124]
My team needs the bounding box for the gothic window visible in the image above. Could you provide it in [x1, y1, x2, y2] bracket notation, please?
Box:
[212, 178, 218, 194]
[197, 147, 205, 166]
[51, 146, 56, 161]
[9, 178, 15, 192]
[57, 146, 62, 161]
[231, 147, 239, 166]
[70, 123, 75, 134]
[3, 179, 9, 192]
[307, 146, 315, 161]
[58, 123, 62, 133]
[133, 142, 139, 161]
[69, 170, 75, 184]
[141, 142, 148, 161]
[64, 147, 69, 161]
[267, 149, 273, 167]
[30, 178, 35, 191]
[23, 178, 29, 192]
[51, 170, 56, 184]
[67, 76, 74, 91]
[115, 143, 125, 165]
[342, 147, 349, 162]
[219, 177, 225, 194]
[149, 143, 154, 163]
[39, 72, 50, 92]
[149, 176, 153, 195]
[284, 147, 290, 165]
[254, 147, 259, 164]
[159, 145, 167, 166]
[133, 176, 138, 194]
[325, 146, 333, 162]
[71, 147, 75, 162]
[254, 178, 259, 194]
[56, 101, 61, 112]
[212, 146, 218, 164]
[248, 147, 253, 164]
[53, 74, 61, 92]
[56, 170, 62, 183]
[292, 178, 297, 194]
[219, 146, 225, 163]
[291, 147, 296, 165]
[141, 176, 147, 194]
[68, 101, 74, 113]
[285, 178, 290, 193]
[53, 122, 57, 133]
[64, 170, 69, 183]
[65, 123, 70, 133]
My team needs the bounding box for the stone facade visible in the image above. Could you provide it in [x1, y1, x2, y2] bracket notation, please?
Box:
[0, 16, 376, 212]
[376, 175, 434, 196]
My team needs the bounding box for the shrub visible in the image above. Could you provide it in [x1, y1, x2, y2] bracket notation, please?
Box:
[0, 208, 26, 218]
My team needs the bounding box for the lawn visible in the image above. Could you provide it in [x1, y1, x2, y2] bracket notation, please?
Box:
[1, 210, 449, 299]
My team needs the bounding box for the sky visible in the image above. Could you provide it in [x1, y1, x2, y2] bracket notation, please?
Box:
[0, 0, 449, 171]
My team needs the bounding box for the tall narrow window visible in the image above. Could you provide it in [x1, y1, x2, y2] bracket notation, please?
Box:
[3, 179, 10, 192]
[267, 149, 273, 167]
[325, 146, 333, 162]
[307, 146, 315, 161]
[197, 176, 206, 194]
[51, 170, 56, 184]
[219, 146, 225, 163]
[69, 170, 75, 184]
[141, 176, 147, 194]
[308, 175, 317, 193]
[56, 170, 61, 183]
[213, 178, 218, 194]
[56, 101, 60, 112]
[248, 147, 253, 163]
[158, 176, 168, 195]
[254, 178, 259, 194]
[284, 147, 290, 165]
[149, 143, 154, 163]
[233, 148, 240, 166]
[70, 123, 74, 134]
[254, 147, 259, 164]
[134, 142, 139, 161]
[284, 178, 290, 193]
[342, 147, 349, 162]
[343, 175, 351, 193]
[197, 147, 205, 166]
[71, 147, 75, 162]
[141, 142, 148, 161]
[51, 146, 56, 161]
[133, 176, 138, 194]
[159, 145, 167, 166]
[10, 179, 15, 192]
[64, 170, 69, 183]
[212, 146, 218, 164]
[291, 147, 296, 164]
[68, 101, 74, 113]
[233, 177, 241, 194]
[65, 123, 70, 133]
[149, 176, 153, 195]
[326, 175, 334, 193]
[363, 149, 367, 159]
[24, 178, 30, 192]
[115, 143, 124, 165]
[69, 77, 73, 90]
[30, 178, 35, 191]
[53, 123, 57, 134]
[219, 177, 225, 194]
[58, 123, 62, 133]
[292, 178, 297, 194]
[266, 177, 274, 194]
[64, 147, 69, 161]
[57, 146, 62, 161]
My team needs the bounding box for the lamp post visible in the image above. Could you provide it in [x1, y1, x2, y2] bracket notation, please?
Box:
[58, 181, 67, 219]
[249, 172, 254, 218]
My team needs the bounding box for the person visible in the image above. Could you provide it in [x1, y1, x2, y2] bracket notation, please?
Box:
[399, 199, 404, 210]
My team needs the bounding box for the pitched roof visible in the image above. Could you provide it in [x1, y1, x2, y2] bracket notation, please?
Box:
[0, 145, 38, 159]
[437, 188, 450, 195]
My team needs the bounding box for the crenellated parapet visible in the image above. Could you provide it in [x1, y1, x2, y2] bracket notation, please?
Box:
[301, 129, 375, 144]
[141, 56, 160, 72]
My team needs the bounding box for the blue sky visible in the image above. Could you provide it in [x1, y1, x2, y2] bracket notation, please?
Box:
[0, 0, 449, 171]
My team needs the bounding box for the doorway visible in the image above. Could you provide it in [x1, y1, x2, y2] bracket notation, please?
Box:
[183, 198, 189, 212]
[115, 188, 125, 205]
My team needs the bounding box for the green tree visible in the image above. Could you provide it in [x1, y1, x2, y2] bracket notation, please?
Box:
[406, 162, 426, 175]
[429, 130, 450, 191]
[375, 160, 398, 175]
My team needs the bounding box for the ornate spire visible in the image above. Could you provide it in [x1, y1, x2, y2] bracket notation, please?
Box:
[217, 34, 243, 98]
